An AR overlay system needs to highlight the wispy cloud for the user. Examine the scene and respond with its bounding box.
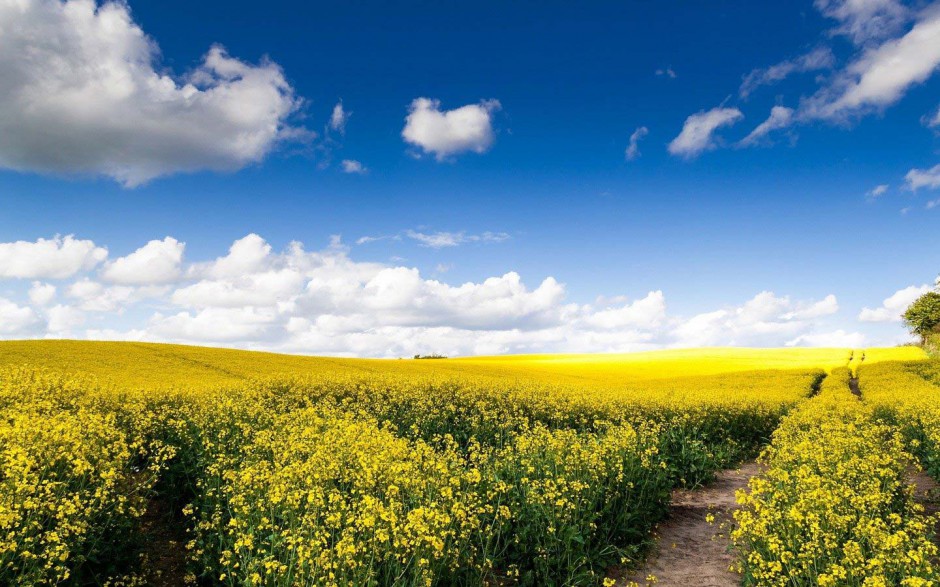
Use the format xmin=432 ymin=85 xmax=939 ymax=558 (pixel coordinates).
xmin=655 ymin=67 xmax=677 ymax=79
xmin=625 ymin=126 xmax=649 ymax=160
xmin=738 ymin=106 xmax=794 ymax=146
xmin=356 ymin=229 xmax=511 ymax=249
xmin=867 ymin=184 xmax=890 ymax=199
xmin=668 ymin=107 xmax=743 ymax=158
xmin=329 ymin=101 xmax=350 ymax=134
xmin=739 ymin=47 xmax=835 ymax=98
xmin=404 ymin=230 xmax=510 ymax=248
xmin=814 ymin=0 xmax=910 ymax=46
xmin=905 ymin=164 xmax=940 ymax=191
xmin=341 ymin=159 xmax=368 ymax=174
xmin=801 ymin=6 xmax=940 ymax=122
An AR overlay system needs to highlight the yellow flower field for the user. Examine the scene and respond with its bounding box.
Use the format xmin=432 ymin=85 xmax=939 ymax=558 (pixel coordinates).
xmin=0 ymin=341 xmax=936 ymax=585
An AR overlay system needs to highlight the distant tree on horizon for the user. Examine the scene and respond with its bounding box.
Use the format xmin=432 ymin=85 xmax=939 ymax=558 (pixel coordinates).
xmin=904 ymin=285 xmax=940 ymax=344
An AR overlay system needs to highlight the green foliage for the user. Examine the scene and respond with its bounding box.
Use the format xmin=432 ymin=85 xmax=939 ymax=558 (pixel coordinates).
xmin=925 ymin=333 xmax=940 ymax=358
xmin=903 ymin=291 xmax=940 ymax=342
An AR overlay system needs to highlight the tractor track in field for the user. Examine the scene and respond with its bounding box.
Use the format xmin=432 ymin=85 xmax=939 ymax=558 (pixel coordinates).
xmin=611 ymin=461 xmax=759 ymax=586
xmin=138 ymin=494 xmax=189 ymax=586
xmin=909 ymin=466 xmax=940 ymax=553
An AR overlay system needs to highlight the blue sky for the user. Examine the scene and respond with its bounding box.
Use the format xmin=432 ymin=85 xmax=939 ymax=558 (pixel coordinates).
xmin=0 ymin=0 xmax=938 ymax=356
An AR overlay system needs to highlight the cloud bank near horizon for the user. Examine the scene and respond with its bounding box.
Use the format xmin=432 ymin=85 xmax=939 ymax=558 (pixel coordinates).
xmin=0 ymin=233 xmax=918 ymax=357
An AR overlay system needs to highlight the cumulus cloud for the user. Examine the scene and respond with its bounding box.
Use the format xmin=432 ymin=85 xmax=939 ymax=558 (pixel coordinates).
xmin=583 ymin=291 xmax=667 ymax=330
xmin=625 ymin=126 xmax=649 ymax=161
xmin=28 ymin=282 xmax=56 ymax=306
xmin=0 ymin=233 xmax=867 ymax=355
xmin=101 ymin=237 xmax=185 ymax=285
xmin=858 ymin=284 xmax=934 ymax=322
xmin=341 ymin=159 xmax=367 ymax=174
xmin=402 ymin=98 xmax=501 ymax=159
xmin=739 ymin=106 xmax=795 ymax=146
xmin=673 ymin=291 xmax=841 ymax=347
xmin=0 ymin=236 xmax=107 ymax=279
xmin=905 ymin=164 xmax=940 ymax=191
xmin=668 ymin=107 xmax=743 ymax=158
xmin=787 ymin=329 xmax=867 ymax=347
xmin=814 ymin=0 xmax=910 ymax=46
xmin=740 ymin=47 xmax=835 ymax=98
xmin=45 ymin=304 xmax=85 ymax=333
xmin=0 ymin=298 xmax=40 ymax=335
xmin=66 ymin=278 xmax=165 ymax=312
xmin=801 ymin=6 xmax=940 ymax=121
xmin=0 ymin=0 xmax=305 ymax=186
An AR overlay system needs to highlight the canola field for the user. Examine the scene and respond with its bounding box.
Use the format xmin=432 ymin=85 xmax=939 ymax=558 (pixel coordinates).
xmin=0 ymin=340 xmax=937 ymax=586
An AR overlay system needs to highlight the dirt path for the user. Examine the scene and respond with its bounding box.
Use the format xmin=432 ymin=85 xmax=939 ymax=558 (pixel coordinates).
xmin=611 ymin=461 xmax=760 ymax=587
xmin=909 ymin=466 xmax=940 ymax=527
xmin=137 ymin=495 xmax=189 ymax=586
xmin=848 ymin=376 xmax=861 ymax=396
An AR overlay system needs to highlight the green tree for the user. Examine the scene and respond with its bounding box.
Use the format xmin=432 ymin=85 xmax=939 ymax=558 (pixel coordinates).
xmin=903 ymin=291 xmax=940 ymax=343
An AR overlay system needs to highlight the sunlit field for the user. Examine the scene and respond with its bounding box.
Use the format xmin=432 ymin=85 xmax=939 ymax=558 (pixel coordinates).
xmin=0 ymin=341 xmax=937 ymax=585
xmin=0 ymin=340 xmax=912 ymax=389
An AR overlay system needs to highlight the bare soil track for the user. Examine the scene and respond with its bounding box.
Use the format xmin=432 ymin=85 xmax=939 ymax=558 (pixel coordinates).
xmin=910 ymin=466 xmax=940 ymax=536
xmin=611 ymin=462 xmax=759 ymax=587
xmin=138 ymin=495 xmax=189 ymax=586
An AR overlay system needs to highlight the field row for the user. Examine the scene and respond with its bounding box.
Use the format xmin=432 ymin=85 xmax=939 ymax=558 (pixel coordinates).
xmin=733 ymin=364 xmax=940 ymax=586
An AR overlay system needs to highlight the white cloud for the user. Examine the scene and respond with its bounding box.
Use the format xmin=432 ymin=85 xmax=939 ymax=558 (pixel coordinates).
xmin=329 ymin=101 xmax=349 ymax=134
xmin=927 ymin=105 xmax=940 ymax=128
xmin=858 ymin=284 xmax=934 ymax=322
xmin=28 ymin=282 xmax=56 ymax=306
xmin=625 ymin=126 xmax=649 ymax=161
xmin=739 ymin=106 xmax=794 ymax=146
xmin=172 ymin=268 xmax=304 ymax=309
xmin=928 ymin=198 xmax=940 ymax=210
xmin=784 ymin=294 xmax=840 ymax=319
xmin=45 ymin=304 xmax=85 ymax=333
xmin=905 ymin=164 xmax=940 ymax=191
xmin=66 ymin=277 xmax=167 ymax=313
xmin=0 ymin=233 xmax=870 ymax=356
xmin=341 ymin=159 xmax=367 ymax=174
xmin=672 ymin=291 xmax=839 ymax=347
xmin=404 ymin=230 xmax=510 ymax=249
xmin=0 ymin=298 xmax=40 ymax=335
xmin=0 ymin=0 xmax=304 ymax=186
xmin=787 ymin=329 xmax=867 ymax=347
xmin=867 ymin=183 xmax=889 ymax=198
xmin=668 ymin=107 xmax=743 ymax=158
xmin=655 ymin=67 xmax=677 ymax=79
xmin=101 ymin=237 xmax=184 ymax=285
xmin=740 ymin=47 xmax=835 ymax=98
xmin=0 ymin=236 xmax=107 ymax=279
xmin=150 ymin=307 xmax=280 ymax=342
xmin=814 ymin=0 xmax=910 ymax=45
xmin=190 ymin=234 xmax=272 ymax=279
xmin=802 ymin=6 xmax=940 ymax=121
xmin=583 ymin=291 xmax=667 ymax=330
xmin=402 ymin=98 xmax=501 ymax=159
